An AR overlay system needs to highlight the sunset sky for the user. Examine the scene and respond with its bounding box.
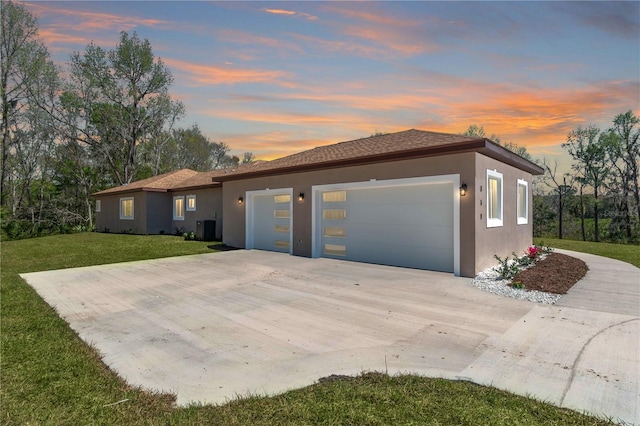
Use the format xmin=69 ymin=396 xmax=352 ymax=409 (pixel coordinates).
xmin=24 ymin=1 xmax=640 ymax=168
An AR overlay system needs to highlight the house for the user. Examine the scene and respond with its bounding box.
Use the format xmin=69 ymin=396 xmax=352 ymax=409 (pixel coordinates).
xmin=93 ymin=168 xmax=224 ymax=239
xmin=94 ymin=129 xmax=544 ymax=277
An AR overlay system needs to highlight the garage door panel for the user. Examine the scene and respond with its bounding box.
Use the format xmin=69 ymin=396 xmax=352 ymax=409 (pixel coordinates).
xmin=348 ymin=184 xmax=450 ymax=205
xmin=342 ymin=242 xmax=453 ymax=272
xmin=347 ymin=203 xmax=452 ymax=227
xmin=251 ymin=192 xmax=291 ymax=253
xmin=318 ymin=180 xmax=455 ymax=272
xmin=345 ymin=223 xmax=452 ymax=249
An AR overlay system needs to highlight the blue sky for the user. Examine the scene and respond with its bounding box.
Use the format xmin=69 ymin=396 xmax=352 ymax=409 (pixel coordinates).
xmin=24 ymin=1 xmax=640 ymax=166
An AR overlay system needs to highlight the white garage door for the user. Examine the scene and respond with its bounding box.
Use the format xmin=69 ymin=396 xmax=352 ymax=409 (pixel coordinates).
xmin=246 ymin=190 xmax=292 ymax=253
xmin=317 ymin=179 xmax=456 ymax=272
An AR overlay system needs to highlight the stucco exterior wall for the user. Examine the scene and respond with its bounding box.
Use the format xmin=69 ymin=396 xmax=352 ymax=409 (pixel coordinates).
xmin=222 ymin=153 xmax=478 ymax=277
xmin=474 ymin=153 xmax=534 ymax=273
xmin=170 ymin=188 xmax=223 ymax=240
xmin=94 ymin=192 xmax=150 ymax=234
xmin=146 ymin=192 xmax=172 ymax=234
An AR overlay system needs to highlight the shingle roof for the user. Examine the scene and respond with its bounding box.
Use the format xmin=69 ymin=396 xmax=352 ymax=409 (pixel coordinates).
xmin=91 ymin=161 xmax=269 ymax=195
xmin=93 ymin=128 xmax=543 ymax=196
xmin=213 ymin=129 xmax=489 ymax=180
xmin=93 ymin=169 xmax=199 ymax=195
xmin=217 ymin=129 xmax=544 ymax=180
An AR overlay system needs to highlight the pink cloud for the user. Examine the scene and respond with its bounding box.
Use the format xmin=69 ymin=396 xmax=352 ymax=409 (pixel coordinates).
xmin=264 ymin=8 xmax=296 ymax=16
xmin=25 ymin=3 xmax=170 ymax=32
xmin=216 ymin=29 xmax=303 ymax=54
xmin=164 ymin=58 xmax=292 ymax=86
xmin=263 ymin=8 xmax=318 ymax=21
xmin=322 ymin=4 xmax=421 ymax=27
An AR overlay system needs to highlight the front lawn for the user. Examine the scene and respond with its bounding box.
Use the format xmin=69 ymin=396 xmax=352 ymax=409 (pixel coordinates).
xmin=534 ymin=238 xmax=640 ymax=268
xmin=1 ymin=233 xmax=614 ymax=425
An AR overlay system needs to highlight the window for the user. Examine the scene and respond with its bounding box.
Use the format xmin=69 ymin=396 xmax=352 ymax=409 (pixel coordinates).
xmin=323 ymin=209 xmax=347 ymax=220
xmin=274 ymin=240 xmax=290 ymax=249
xmin=486 ymin=169 xmax=503 ymax=228
xmin=323 ymin=227 xmax=346 ymax=237
xmin=322 ymin=191 xmax=346 ymax=202
xmin=274 ymin=209 xmax=290 ymax=218
xmin=275 ymin=225 xmax=290 ymax=233
xmin=517 ymin=179 xmax=528 ymax=225
xmin=274 ymin=194 xmax=291 ymax=203
xmin=95 ymin=200 xmax=101 ymax=213
xmin=173 ymin=196 xmax=185 ymax=220
xmin=324 ymin=243 xmax=346 ymax=256
xmin=186 ymin=195 xmax=196 ymax=211
xmin=120 ymin=197 xmax=134 ymax=220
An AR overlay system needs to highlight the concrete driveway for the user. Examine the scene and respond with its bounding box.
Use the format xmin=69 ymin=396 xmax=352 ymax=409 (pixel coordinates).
xmin=22 ymin=250 xmax=639 ymax=424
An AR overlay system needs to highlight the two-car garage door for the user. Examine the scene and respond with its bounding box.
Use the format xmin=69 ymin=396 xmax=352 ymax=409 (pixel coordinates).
xmin=245 ymin=176 xmax=459 ymax=274
xmin=315 ymin=178 xmax=456 ymax=273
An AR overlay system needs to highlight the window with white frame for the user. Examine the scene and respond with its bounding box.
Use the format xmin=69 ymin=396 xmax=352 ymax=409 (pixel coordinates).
xmin=173 ymin=196 xmax=185 ymax=220
xmin=120 ymin=197 xmax=134 ymax=220
xmin=186 ymin=195 xmax=196 ymax=211
xmin=95 ymin=199 xmax=101 ymax=213
xmin=517 ymin=179 xmax=528 ymax=224
xmin=486 ymin=169 xmax=503 ymax=228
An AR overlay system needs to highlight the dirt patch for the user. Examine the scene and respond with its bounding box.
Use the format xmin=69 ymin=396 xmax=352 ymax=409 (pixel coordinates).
xmin=512 ymin=253 xmax=588 ymax=294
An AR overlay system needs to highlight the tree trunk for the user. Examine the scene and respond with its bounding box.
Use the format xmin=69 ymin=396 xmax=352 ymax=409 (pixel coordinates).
xmin=86 ymin=199 xmax=92 ymax=228
xmin=82 ymin=177 xmax=92 ymax=228
xmin=594 ymin=185 xmax=599 ymax=242
xmin=624 ymin=189 xmax=632 ymax=240
xmin=1 ymin=92 xmax=10 ymax=207
xmin=632 ymin=162 xmax=640 ymax=221
xmin=558 ymin=190 xmax=563 ymax=239
xmin=580 ymin=184 xmax=586 ymax=241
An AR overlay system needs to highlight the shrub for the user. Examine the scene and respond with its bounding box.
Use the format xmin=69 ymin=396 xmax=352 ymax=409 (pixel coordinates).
xmin=492 ymin=244 xmax=551 ymax=284
xmin=493 ymin=255 xmax=520 ymax=280
xmin=526 ymin=245 xmax=542 ymax=260
xmin=516 ymin=252 xmax=534 ymax=267
xmin=71 ymin=224 xmax=96 ymax=233
xmin=510 ymin=281 xmax=525 ymax=289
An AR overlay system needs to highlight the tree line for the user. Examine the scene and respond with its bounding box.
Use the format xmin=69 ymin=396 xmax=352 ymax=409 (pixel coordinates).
xmin=1 ymin=1 xmax=252 ymax=239
xmin=537 ymin=111 xmax=639 ymax=243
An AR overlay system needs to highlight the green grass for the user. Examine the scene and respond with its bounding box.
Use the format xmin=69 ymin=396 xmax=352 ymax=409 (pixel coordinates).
xmin=535 ymin=237 xmax=640 ymax=268
xmin=2 ymin=233 xmax=615 ymax=425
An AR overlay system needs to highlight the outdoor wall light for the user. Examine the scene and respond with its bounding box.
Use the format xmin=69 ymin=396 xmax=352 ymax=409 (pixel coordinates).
xmin=237 ymin=196 xmax=244 ymax=205
xmin=298 ymin=192 xmax=305 ymax=201
xmin=459 ymin=183 xmax=468 ymax=197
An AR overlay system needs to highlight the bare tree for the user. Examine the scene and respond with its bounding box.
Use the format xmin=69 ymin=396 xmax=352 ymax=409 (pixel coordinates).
xmin=611 ymin=111 xmax=640 ymax=220
xmin=0 ymin=0 xmax=53 ymax=207
xmin=58 ymin=31 xmax=183 ymax=185
xmin=543 ymin=159 xmax=576 ymax=240
xmin=563 ymin=125 xmax=612 ymax=242
xmin=241 ymin=152 xmax=255 ymax=164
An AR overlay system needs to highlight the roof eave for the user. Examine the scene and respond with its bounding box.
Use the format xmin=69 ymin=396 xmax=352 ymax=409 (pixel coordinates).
xmin=478 ymin=141 xmax=545 ymax=175
xmin=91 ymin=187 xmax=168 ymax=197
xmin=169 ymin=182 xmax=223 ymax=192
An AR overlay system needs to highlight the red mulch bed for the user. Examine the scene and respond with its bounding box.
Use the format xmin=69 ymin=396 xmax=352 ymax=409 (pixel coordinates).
xmin=512 ymin=253 xmax=588 ymax=294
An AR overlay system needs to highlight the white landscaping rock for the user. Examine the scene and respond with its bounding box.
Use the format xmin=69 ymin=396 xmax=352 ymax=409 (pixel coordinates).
xmin=470 ymin=254 xmax=562 ymax=305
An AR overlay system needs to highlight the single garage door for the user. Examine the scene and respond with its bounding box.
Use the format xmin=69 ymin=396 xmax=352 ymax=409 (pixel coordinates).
xmin=317 ymin=180 xmax=455 ymax=272
xmin=247 ymin=190 xmax=292 ymax=253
